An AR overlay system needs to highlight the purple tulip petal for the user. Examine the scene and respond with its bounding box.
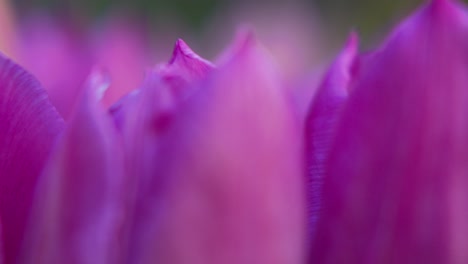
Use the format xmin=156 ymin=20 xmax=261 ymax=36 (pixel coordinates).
xmin=128 ymin=32 xmax=306 ymax=264
xmin=110 ymin=39 xmax=213 ymax=131
xmin=155 ymin=38 xmax=214 ymax=102
xmin=305 ymin=33 xmax=358 ymax=237
xmin=0 ymin=222 xmax=4 ymax=264
xmin=0 ymin=54 xmax=64 ymax=263
xmin=22 ymin=70 xmax=126 ymax=263
xmin=311 ymin=1 xmax=468 ymax=263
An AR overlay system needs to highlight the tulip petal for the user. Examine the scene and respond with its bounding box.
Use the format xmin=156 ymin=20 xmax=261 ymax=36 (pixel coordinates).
xmin=0 ymin=54 xmax=64 ymax=263
xmin=22 ymin=70 xmax=125 ymax=264
xmin=312 ymin=1 xmax=468 ymax=263
xmin=110 ymin=39 xmax=213 ymax=131
xmin=305 ymin=33 xmax=358 ymax=237
xmin=156 ymin=38 xmax=214 ymax=100
xmin=128 ymin=32 xmax=306 ymax=264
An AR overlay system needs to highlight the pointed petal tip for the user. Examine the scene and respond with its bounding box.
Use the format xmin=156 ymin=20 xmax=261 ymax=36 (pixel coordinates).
xmin=216 ymin=26 xmax=261 ymax=65
xmin=167 ymin=38 xmax=214 ymax=69
xmin=346 ymin=31 xmax=359 ymax=49
xmin=170 ymin=38 xmax=193 ymax=63
xmin=337 ymin=31 xmax=359 ymax=66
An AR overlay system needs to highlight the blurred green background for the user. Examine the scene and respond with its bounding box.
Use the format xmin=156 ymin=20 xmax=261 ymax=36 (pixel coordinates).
xmin=7 ymin=0 xmax=448 ymax=71
xmin=11 ymin=0 xmax=428 ymax=41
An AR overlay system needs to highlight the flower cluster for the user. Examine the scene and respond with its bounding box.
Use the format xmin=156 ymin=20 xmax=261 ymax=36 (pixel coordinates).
xmin=0 ymin=0 xmax=467 ymax=263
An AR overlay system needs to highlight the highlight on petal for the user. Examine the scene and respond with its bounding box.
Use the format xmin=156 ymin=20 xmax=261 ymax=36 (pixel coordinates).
xmin=205 ymin=2 xmax=328 ymax=81
xmin=21 ymin=70 xmax=126 ymax=264
xmin=311 ymin=1 xmax=468 ymax=263
xmin=305 ymin=32 xmax=358 ymax=238
xmin=0 ymin=54 xmax=64 ymax=264
xmin=127 ymin=33 xmax=306 ymax=264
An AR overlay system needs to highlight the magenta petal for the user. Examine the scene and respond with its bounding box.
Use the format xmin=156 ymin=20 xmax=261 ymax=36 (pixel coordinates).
xmin=110 ymin=39 xmax=213 ymax=131
xmin=0 ymin=54 xmax=64 ymax=263
xmin=17 ymin=16 xmax=92 ymax=120
xmin=157 ymin=38 xmax=214 ymax=98
xmin=305 ymin=33 xmax=358 ymax=236
xmin=312 ymin=1 xmax=468 ymax=263
xmin=128 ymin=33 xmax=306 ymax=264
xmin=0 ymin=222 xmax=3 ymax=264
xmin=21 ymin=71 xmax=125 ymax=263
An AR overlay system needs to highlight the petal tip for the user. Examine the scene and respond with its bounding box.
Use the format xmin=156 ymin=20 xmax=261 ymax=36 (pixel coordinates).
xmin=216 ymin=26 xmax=261 ymax=65
xmin=233 ymin=26 xmax=258 ymax=53
xmin=345 ymin=31 xmax=359 ymax=53
xmin=170 ymin=38 xmax=193 ymax=63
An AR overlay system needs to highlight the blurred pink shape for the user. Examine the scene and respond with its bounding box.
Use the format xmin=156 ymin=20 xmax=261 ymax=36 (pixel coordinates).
xmin=0 ymin=53 xmax=64 ymax=264
xmin=126 ymin=33 xmax=306 ymax=264
xmin=16 ymin=15 xmax=92 ymax=120
xmin=309 ymin=0 xmax=468 ymax=263
xmin=0 ymin=0 xmax=16 ymax=57
xmin=22 ymin=70 xmax=126 ymax=264
xmin=16 ymin=15 xmax=152 ymax=120
xmin=91 ymin=18 xmax=152 ymax=108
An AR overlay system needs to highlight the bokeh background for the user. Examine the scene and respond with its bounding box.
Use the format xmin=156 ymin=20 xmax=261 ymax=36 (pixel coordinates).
xmin=9 ymin=0 xmax=427 ymax=55
xmin=0 ymin=0 xmax=440 ymax=111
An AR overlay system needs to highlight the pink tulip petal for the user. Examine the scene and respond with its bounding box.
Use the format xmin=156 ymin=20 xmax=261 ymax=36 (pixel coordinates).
xmin=22 ymin=70 xmax=126 ymax=263
xmin=128 ymin=32 xmax=306 ymax=264
xmin=312 ymin=1 xmax=468 ymax=263
xmin=0 ymin=54 xmax=64 ymax=263
xmin=305 ymin=33 xmax=358 ymax=237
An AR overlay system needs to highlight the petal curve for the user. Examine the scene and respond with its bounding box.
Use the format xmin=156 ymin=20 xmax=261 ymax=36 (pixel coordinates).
xmin=21 ymin=70 xmax=125 ymax=264
xmin=0 ymin=54 xmax=64 ymax=263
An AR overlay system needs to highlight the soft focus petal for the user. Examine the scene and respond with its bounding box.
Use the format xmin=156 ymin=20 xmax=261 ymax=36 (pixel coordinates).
xmin=305 ymin=33 xmax=358 ymax=237
xmin=22 ymin=71 xmax=125 ymax=264
xmin=110 ymin=39 xmax=213 ymax=131
xmin=128 ymin=33 xmax=306 ymax=264
xmin=17 ymin=16 xmax=92 ymax=120
xmin=0 ymin=54 xmax=64 ymax=263
xmin=311 ymin=1 xmax=468 ymax=263
xmin=157 ymin=38 xmax=214 ymax=98
xmin=0 ymin=222 xmax=3 ymax=264
xmin=205 ymin=1 xmax=328 ymax=81
xmin=92 ymin=18 xmax=151 ymax=107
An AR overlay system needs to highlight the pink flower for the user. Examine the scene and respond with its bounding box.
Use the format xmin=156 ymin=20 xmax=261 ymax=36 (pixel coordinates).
xmin=307 ymin=0 xmax=468 ymax=263
xmin=0 ymin=22 xmax=305 ymax=262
